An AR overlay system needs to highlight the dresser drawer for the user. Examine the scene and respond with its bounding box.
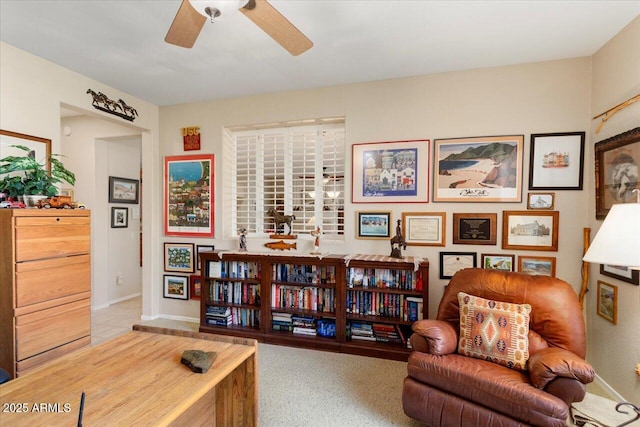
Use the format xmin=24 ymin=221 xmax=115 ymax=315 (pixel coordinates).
xmin=16 ymin=336 xmax=91 ymax=377
xmin=15 ymin=298 xmax=91 ymax=361
xmin=15 ymin=254 xmax=91 ymax=308
xmin=15 ymin=216 xmax=90 ymax=261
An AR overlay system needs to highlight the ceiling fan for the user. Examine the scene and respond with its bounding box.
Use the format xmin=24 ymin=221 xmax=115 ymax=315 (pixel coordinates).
xmin=165 ymin=0 xmax=313 ymax=56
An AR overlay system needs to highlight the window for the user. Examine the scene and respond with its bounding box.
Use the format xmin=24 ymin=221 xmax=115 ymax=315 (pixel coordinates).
xmin=226 ymin=120 xmax=345 ymax=239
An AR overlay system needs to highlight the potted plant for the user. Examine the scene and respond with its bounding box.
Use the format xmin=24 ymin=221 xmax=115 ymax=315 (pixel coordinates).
xmin=0 ymin=144 xmax=75 ymax=206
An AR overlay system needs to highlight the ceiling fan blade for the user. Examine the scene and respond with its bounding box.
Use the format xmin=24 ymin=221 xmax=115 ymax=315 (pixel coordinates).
xmin=165 ymin=0 xmax=207 ymax=48
xmin=240 ymin=0 xmax=313 ymax=56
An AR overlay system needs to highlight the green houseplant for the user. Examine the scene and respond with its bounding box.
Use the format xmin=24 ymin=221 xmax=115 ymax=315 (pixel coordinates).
xmin=0 ymin=144 xmax=75 ymax=200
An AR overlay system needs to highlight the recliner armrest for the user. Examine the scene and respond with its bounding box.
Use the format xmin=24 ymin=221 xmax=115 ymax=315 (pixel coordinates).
xmin=528 ymin=347 xmax=595 ymax=389
xmin=410 ymin=320 xmax=458 ymax=355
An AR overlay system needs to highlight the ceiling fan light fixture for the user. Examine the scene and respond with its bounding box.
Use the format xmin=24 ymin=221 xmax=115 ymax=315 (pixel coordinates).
xmin=191 ymin=0 xmax=248 ymax=21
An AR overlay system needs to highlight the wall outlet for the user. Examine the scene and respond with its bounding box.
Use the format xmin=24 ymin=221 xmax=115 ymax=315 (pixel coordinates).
xmin=117 ymin=273 xmax=124 ymax=285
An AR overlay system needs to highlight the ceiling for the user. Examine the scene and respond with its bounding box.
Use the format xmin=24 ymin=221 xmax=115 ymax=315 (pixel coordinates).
xmin=1 ymin=1 xmax=639 ymax=107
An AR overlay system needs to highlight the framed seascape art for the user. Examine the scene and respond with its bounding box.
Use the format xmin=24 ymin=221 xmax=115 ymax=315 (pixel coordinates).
xmin=108 ymin=176 xmax=139 ymax=204
xmin=529 ymin=132 xmax=585 ymax=190
xmin=596 ymin=281 xmax=617 ymax=324
xmin=527 ymin=192 xmax=555 ymax=210
xmin=518 ymin=255 xmax=556 ymax=277
xmin=594 ymin=127 xmax=640 ymax=219
xmin=600 ymin=264 xmax=639 ymax=286
xmin=502 ymin=210 xmax=559 ymax=251
xmin=401 ymin=212 xmax=446 ymax=246
xmin=356 ymin=211 xmax=391 ymax=239
xmin=163 ymin=275 xmax=189 ymax=300
xmin=433 ymin=135 xmax=523 ymax=202
xmin=352 ymin=140 xmax=430 ymax=203
xmin=481 ymin=253 xmax=514 ymax=272
xmin=110 ymin=207 xmax=128 ymax=228
xmin=439 ymin=252 xmax=477 ymax=279
xmin=164 ymin=154 xmax=214 ymax=237
xmin=164 ymin=242 xmax=195 ymax=273
xmin=452 ymin=213 xmax=497 ymax=245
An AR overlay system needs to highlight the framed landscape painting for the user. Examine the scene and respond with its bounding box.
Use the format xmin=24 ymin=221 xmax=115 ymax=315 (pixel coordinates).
xmin=481 ymin=253 xmax=514 ymax=271
xmin=518 ymin=255 xmax=556 ymax=277
xmin=600 ymin=264 xmax=639 ymax=285
xmin=163 ymin=275 xmax=189 ymax=300
xmin=164 ymin=154 xmax=214 ymax=237
xmin=356 ymin=211 xmax=391 ymax=239
xmin=433 ymin=135 xmax=523 ymax=202
xmin=597 ymin=281 xmax=617 ymax=324
xmin=352 ymin=140 xmax=430 ymax=203
xmin=502 ymin=211 xmax=559 ymax=251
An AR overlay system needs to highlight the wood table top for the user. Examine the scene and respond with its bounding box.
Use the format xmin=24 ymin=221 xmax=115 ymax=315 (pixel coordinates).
xmin=0 ymin=330 xmax=256 ymax=426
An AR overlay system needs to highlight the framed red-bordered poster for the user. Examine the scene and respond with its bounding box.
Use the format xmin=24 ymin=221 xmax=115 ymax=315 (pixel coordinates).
xmin=164 ymin=154 xmax=214 ymax=237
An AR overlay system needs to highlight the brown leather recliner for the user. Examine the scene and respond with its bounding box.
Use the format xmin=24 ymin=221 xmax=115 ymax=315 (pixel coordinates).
xmin=402 ymin=268 xmax=595 ymax=427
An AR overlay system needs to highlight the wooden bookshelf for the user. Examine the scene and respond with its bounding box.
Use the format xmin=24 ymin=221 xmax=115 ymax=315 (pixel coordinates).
xmin=200 ymin=251 xmax=429 ymax=361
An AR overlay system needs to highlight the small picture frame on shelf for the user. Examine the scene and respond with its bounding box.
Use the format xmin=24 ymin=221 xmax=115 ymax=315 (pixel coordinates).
xmin=481 ymin=253 xmax=515 ymax=272
xmin=518 ymin=255 xmax=556 ymax=277
xmin=164 ymin=242 xmax=195 ymax=273
xmin=356 ymin=211 xmax=391 ymax=239
xmin=189 ymin=274 xmax=202 ymax=300
xmin=596 ymin=280 xmax=617 ymax=324
xmin=527 ymin=192 xmax=555 ymax=210
xmin=439 ymin=252 xmax=477 ymax=279
xmin=452 ymin=213 xmax=497 ymax=245
xmin=111 ymin=207 xmax=128 ymax=228
xmin=163 ymin=275 xmax=189 ymax=300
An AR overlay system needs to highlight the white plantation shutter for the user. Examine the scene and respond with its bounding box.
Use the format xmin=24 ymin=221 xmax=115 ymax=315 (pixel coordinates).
xmin=230 ymin=122 xmax=344 ymax=238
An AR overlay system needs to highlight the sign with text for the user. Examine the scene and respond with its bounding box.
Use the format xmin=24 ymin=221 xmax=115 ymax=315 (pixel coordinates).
xmin=182 ymin=126 xmax=201 ymax=151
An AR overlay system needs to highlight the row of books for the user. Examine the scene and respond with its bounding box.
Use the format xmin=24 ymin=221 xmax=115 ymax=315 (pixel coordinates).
xmin=205 ymin=305 xmax=260 ymax=327
xmin=209 ymin=282 xmax=260 ymax=306
xmin=272 ymin=263 xmax=336 ymax=284
xmin=346 ymin=291 xmax=423 ymax=321
xmin=348 ymin=321 xmax=407 ymax=344
xmin=271 ymin=312 xmax=317 ymax=336
xmin=271 ymin=285 xmax=335 ymax=313
xmin=347 ymin=268 xmax=423 ymax=291
xmin=208 ymin=261 xmax=261 ymax=279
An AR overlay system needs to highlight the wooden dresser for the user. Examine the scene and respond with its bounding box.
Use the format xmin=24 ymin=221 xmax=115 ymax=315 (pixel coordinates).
xmin=0 ymin=209 xmax=91 ymax=379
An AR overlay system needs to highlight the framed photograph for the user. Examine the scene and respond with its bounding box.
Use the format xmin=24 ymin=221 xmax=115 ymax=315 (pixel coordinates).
xmin=527 ymin=192 xmax=555 ymax=210
xmin=164 ymin=242 xmax=195 ymax=273
xmin=164 ymin=154 xmax=214 ymax=237
xmin=433 ymin=135 xmax=523 ymax=202
xmin=401 ymin=212 xmax=446 ymax=246
xmin=597 ymin=281 xmax=617 ymax=324
xmin=189 ymin=274 xmax=202 ymax=300
xmin=481 ymin=253 xmax=515 ymax=271
xmin=356 ymin=211 xmax=391 ymax=239
xmin=600 ymin=264 xmax=639 ymax=285
xmin=439 ymin=252 xmax=477 ymax=279
xmin=108 ymin=176 xmax=139 ymax=204
xmin=163 ymin=275 xmax=189 ymax=300
xmin=529 ymin=132 xmax=585 ymax=190
xmin=196 ymin=245 xmax=215 ymax=271
xmin=452 ymin=213 xmax=497 ymax=245
xmin=502 ymin=210 xmax=559 ymax=251
xmin=110 ymin=207 xmax=128 ymax=228
xmin=594 ymin=127 xmax=640 ymax=219
xmin=518 ymin=255 xmax=556 ymax=277
xmin=351 ymin=139 xmax=430 ymax=203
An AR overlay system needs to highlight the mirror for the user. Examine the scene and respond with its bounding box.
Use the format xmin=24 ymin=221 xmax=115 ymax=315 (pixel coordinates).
xmin=0 ymin=129 xmax=52 ymax=172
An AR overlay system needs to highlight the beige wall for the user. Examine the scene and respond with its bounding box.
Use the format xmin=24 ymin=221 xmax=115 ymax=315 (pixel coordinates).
xmin=588 ymin=16 xmax=640 ymax=403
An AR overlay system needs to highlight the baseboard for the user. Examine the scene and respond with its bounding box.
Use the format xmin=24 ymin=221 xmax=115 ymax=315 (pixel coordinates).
xmin=140 ymin=314 xmax=159 ymax=321
xmin=109 ymin=293 xmax=141 ymax=305
xmin=157 ymin=314 xmax=200 ymax=324
xmin=593 ymin=373 xmax=626 ymax=401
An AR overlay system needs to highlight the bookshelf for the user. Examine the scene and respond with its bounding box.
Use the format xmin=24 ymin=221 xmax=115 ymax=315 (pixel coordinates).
xmin=200 ymin=251 xmax=429 ymax=360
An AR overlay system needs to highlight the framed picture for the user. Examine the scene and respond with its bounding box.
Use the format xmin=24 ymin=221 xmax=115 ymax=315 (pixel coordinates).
xmin=164 ymin=154 xmax=214 ymax=237
xmin=0 ymin=129 xmax=51 ymax=172
xmin=108 ymin=176 xmax=139 ymax=204
xmin=351 ymin=139 xmax=430 ymax=203
xmin=596 ymin=280 xmax=617 ymax=324
xmin=164 ymin=242 xmax=195 ymax=273
xmin=356 ymin=211 xmax=391 ymax=239
xmin=527 ymin=192 xmax=555 ymax=210
xmin=439 ymin=252 xmax=477 ymax=279
xmin=196 ymin=245 xmax=215 ymax=271
xmin=452 ymin=213 xmax=497 ymax=245
xmin=529 ymin=132 xmax=585 ymax=190
xmin=163 ymin=275 xmax=189 ymax=300
xmin=594 ymin=127 xmax=640 ymax=219
xmin=481 ymin=253 xmax=515 ymax=271
xmin=502 ymin=210 xmax=559 ymax=251
xmin=60 ymin=188 xmax=74 ymax=199
xmin=189 ymin=274 xmax=202 ymax=300
xmin=433 ymin=135 xmax=523 ymax=202
xmin=401 ymin=212 xmax=446 ymax=246
xmin=518 ymin=255 xmax=556 ymax=277
xmin=110 ymin=207 xmax=128 ymax=228
xmin=600 ymin=264 xmax=639 ymax=286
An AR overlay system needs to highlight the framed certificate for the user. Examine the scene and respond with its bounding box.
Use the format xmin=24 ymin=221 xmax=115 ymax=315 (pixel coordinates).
xmin=402 ymin=212 xmax=446 ymax=246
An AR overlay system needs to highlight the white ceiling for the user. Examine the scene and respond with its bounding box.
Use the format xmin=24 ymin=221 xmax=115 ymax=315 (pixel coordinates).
xmin=1 ymin=1 xmax=639 ymax=107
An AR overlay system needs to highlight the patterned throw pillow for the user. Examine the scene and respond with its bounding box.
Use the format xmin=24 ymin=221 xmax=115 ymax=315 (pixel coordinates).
xmin=457 ymin=292 xmax=531 ymax=370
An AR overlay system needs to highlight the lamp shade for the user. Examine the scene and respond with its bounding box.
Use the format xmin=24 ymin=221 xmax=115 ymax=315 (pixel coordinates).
xmin=582 ymin=202 xmax=640 ymax=269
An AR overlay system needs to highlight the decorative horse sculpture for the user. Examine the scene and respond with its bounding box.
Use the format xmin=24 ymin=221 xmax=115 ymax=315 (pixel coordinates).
xmin=87 ymin=89 xmax=107 ymax=106
xmin=267 ymin=208 xmax=296 ymax=235
xmin=118 ymin=99 xmax=139 ymax=117
xmin=98 ymin=92 xmax=122 ymax=112
xmin=390 ymin=219 xmax=407 ymax=258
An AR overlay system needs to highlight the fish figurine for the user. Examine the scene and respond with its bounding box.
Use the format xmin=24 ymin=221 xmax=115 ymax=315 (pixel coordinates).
xmin=265 ymin=240 xmax=297 ymax=251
